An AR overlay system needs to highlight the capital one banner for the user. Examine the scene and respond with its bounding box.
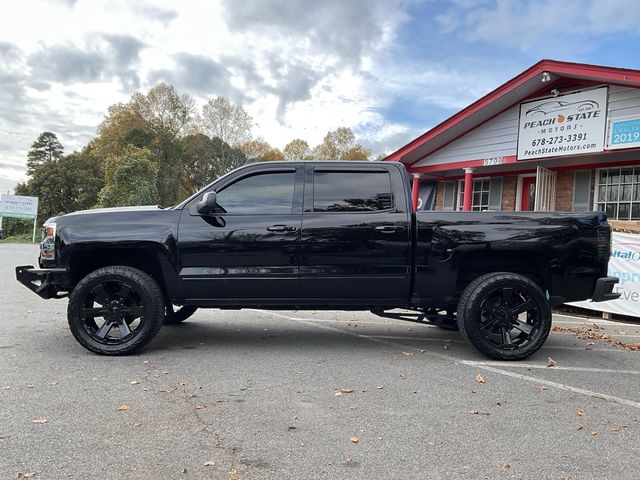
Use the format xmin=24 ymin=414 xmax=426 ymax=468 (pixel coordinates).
xmin=570 ymin=232 xmax=640 ymax=316
xmin=517 ymin=87 xmax=608 ymax=160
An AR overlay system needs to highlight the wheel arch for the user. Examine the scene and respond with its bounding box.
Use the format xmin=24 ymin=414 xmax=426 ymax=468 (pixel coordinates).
xmin=66 ymin=244 xmax=178 ymax=301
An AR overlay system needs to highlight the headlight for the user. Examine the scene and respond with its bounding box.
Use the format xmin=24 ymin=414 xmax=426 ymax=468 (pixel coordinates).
xmin=40 ymin=222 xmax=57 ymax=261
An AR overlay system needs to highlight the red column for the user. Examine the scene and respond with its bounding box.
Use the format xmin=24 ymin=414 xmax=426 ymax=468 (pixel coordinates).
xmin=462 ymin=168 xmax=474 ymax=212
xmin=411 ymin=175 xmax=420 ymax=213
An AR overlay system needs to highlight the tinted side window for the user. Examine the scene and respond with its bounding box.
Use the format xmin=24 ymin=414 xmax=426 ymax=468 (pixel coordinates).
xmin=313 ymin=171 xmax=393 ymax=212
xmin=216 ymin=171 xmax=296 ymax=214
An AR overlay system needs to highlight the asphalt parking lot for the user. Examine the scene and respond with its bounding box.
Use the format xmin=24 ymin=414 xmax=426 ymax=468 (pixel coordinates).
xmin=1 ymin=243 xmax=639 ymax=479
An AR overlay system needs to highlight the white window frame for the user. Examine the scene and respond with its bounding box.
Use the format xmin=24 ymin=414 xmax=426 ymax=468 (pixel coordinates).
xmin=455 ymin=177 xmax=491 ymax=211
xmin=593 ymin=166 xmax=640 ymax=220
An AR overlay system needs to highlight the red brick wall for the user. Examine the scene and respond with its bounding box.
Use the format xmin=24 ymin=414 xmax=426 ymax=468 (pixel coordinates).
xmin=434 ymin=181 xmax=444 ymax=211
xmin=555 ymin=170 xmax=574 ymax=211
xmin=501 ymin=176 xmax=517 ymax=211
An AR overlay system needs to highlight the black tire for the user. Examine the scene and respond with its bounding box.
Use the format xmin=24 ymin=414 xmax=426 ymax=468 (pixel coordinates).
xmin=457 ymin=272 xmax=551 ymax=360
xmin=164 ymin=305 xmax=198 ymax=325
xmin=67 ymin=266 xmax=165 ymax=355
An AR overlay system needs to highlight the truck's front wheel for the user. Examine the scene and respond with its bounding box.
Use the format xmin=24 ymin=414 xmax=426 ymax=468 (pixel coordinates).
xmin=457 ymin=272 xmax=551 ymax=360
xmin=67 ymin=266 xmax=165 ymax=355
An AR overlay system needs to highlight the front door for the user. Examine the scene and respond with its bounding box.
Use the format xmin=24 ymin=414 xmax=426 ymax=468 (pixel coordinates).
xmin=177 ymin=166 xmax=304 ymax=302
xmin=521 ymin=176 xmax=536 ymax=211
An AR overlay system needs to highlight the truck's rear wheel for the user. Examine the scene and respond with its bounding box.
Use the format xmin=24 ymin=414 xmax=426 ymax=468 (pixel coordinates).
xmin=164 ymin=305 xmax=198 ymax=325
xmin=457 ymin=272 xmax=551 ymax=360
xmin=67 ymin=266 xmax=164 ymax=355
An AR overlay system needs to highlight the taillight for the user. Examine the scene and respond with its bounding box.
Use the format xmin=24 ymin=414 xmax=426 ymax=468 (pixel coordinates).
xmin=596 ymin=225 xmax=611 ymax=261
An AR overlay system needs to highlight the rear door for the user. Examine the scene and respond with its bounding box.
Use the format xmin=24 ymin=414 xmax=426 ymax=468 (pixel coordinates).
xmin=299 ymin=164 xmax=411 ymax=304
xmin=177 ymin=164 xmax=303 ymax=303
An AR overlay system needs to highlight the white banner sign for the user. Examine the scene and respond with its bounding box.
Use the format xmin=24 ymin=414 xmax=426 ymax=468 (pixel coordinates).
xmin=570 ymin=232 xmax=640 ymax=316
xmin=517 ymin=87 xmax=608 ymax=161
xmin=0 ymin=194 xmax=39 ymax=219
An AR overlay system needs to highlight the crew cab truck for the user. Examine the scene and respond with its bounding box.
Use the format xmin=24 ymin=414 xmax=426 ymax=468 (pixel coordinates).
xmin=16 ymin=161 xmax=620 ymax=360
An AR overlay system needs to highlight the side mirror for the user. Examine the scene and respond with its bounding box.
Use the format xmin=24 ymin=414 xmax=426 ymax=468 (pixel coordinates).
xmin=196 ymin=192 xmax=218 ymax=215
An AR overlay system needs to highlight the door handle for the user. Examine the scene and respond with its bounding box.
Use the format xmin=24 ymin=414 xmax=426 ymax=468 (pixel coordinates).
xmin=267 ymin=225 xmax=298 ymax=233
xmin=375 ymin=225 xmax=399 ymax=233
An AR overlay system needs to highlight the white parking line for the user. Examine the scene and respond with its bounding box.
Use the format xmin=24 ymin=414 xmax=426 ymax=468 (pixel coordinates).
xmin=462 ymin=363 xmax=640 ymax=410
xmin=462 ymin=361 xmax=640 ymax=375
xmin=251 ymin=309 xmax=640 ymax=410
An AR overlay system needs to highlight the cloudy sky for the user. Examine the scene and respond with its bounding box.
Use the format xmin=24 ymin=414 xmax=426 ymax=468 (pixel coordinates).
xmin=1 ymin=0 xmax=640 ymax=193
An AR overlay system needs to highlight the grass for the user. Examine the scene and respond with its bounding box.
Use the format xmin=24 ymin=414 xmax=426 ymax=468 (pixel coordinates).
xmin=0 ymin=233 xmax=37 ymax=244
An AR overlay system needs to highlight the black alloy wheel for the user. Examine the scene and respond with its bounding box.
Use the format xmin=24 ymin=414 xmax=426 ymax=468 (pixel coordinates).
xmin=457 ymin=272 xmax=551 ymax=360
xmin=68 ymin=266 xmax=164 ymax=355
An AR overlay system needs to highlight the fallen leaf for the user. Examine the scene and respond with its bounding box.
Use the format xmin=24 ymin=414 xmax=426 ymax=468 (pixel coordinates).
xmin=376 ymin=384 xmax=384 ymax=390
xmin=350 ymin=435 xmax=359 ymax=443
xmin=443 ymin=343 xmax=450 ymax=350
xmin=576 ymin=426 xmax=583 ymax=431
xmin=402 ymin=351 xmax=414 ymax=356
xmin=228 ymin=468 xmax=241 ymax=480
xmin=534 ymin=384 xmax=548 ymax=391
xmin=400 ymin=373 xmax=407 ymax=379
xmin=178 ymin=381 xmax=187 ymax=386
xmin=117 ymin=405 xmax=131 ymax=412
xmin=130 ymin=381 xmax=140 ymax=385
xmin=611 ymin=427 xmax=620 ymax=432
xmin=547 ymin=357 xmax=557 ymax=367
xmin=299 ymin=441 xmax=305 ymax=448
xmin=468 ymin=410 xmax=479 ymax=415
xmin=591 ymin=430 xmax=598 ymax=437
xmin=577 ymin=409 xmax=586 ymax=417
xmin=204 ymin=461 xmax=216 ymax=466
xmin=338 ymin=388 xmax=354 ymax=394
xmin=348 ymin=405 xmax=358 ymax=411
xmin=143 ymin=360 xmax=150 ymax=364
xmin=503 ymin=463 xmax=510 ymax=470
xmin=26 ymin=385 xmax=34 ymax=389
xmin=50 ymin=381 xmax=59 ymax=385
xmin=287 ymin=426 xmax=297 ymax=431
xmin=297 ymin=389 xmax=304 ymax=394
xmin=194 ymin=403 xmax=207 ymax=410
xmin=31 ymin=419 xmax=48 ymax=424
xmin=475 ymin=373 xmax=486 ymax=384
xmin=16 ymin=473 xmax=36 ymax=478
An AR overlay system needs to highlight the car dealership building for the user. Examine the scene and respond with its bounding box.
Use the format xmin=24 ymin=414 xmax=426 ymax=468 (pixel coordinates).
xmin=386 ymin=60 xmax=640 ymax=221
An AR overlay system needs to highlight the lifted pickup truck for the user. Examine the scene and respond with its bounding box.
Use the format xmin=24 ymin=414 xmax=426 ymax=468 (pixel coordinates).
xmin=16 ymin=161 xmax=619 ymax=359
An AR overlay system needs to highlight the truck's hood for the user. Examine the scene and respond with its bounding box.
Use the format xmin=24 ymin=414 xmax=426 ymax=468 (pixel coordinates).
xmin=46 ymin=205 xmax=165 ymax=223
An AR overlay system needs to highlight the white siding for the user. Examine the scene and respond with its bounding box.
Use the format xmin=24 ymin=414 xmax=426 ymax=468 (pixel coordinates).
xmin=608 ymin=85 xmax=640 ymax=119
xmin=413 ymin=84 xmax=640 ymax=169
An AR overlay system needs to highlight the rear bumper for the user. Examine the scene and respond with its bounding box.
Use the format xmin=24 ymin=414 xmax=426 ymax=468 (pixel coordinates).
xmin=591 ymin=276 xmax=621 ymax=302
xmin=15 ymin=265 xmax=68 ymax=299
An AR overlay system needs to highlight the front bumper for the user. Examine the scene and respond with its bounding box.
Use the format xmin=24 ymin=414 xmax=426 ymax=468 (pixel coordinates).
xmin=15 ymin=265 xmax=68 ymax=299
xmin=591 ymin=276 xmax=621 ymax=302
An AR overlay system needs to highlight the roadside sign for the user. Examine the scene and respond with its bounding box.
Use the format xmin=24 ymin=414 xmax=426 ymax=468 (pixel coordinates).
xmin=0 ymin=194 xmax=38 ymax=219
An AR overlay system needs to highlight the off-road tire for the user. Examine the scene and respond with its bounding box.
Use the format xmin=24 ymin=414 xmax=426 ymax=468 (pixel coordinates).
xmin=457 ymin=272 xmax=551 ymax=360
xmin=68 ymin=266 xmax=164 ymax=355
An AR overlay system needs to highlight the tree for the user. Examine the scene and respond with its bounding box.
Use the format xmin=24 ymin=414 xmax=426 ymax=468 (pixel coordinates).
xmin=201 ymin=96 xmax=253 ymax=147
xmin=239 ymin=138 xmax=284 ymax=162
xmin=130 ymin=83 xmax=195 ymax=138
xmin=313 ymin=127 xmax=370 ymax=161
xmin=283 ymin=139 xmax=312 ymax=161
xmin=97 ymin=146 xmax=159 ymax=207
xmin=179 ymin=133 xmax=246 ymax=196
xmin=27 ymin=132 xmax=64 ymax=175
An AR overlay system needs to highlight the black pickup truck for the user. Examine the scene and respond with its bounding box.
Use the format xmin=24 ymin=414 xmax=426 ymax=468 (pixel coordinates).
xmin=16 ymin=161 xmax=619 ymax=359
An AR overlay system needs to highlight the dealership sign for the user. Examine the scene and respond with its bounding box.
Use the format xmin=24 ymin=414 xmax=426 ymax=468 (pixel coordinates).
xmin=517 ymin=87 xmax=608 ymax=161
xmin=607 ymin=116 xmax=640 ymax=150
xmin=570 ymin=232 xmax=640 ymax=316
xmin=0 ymin=194 xmax=39 ymax=219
